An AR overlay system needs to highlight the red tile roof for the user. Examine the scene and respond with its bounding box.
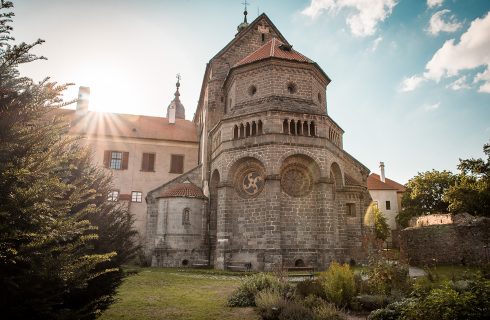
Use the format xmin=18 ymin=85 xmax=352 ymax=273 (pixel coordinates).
xmin=56 ymin=109 xmax=197 ymax=143
xmin=367 ymin=173 xmax=406 ymax=192
xmin=157 ymin=181 xmax=206 ymax=199
xmin=234 ymin=37 xmax=312 ymax=68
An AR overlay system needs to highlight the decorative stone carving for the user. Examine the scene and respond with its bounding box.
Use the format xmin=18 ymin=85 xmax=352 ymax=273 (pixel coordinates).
xmin=281 ymin=165 xmax=312 ymax=197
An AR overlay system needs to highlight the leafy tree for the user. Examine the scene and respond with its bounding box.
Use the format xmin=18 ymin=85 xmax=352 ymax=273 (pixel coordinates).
xmin=445 ymin=143 xmax=490 ymax=216
xmin=397 ymin=170 xmax=457 ymax=227
xmin=0 ymin=2 xmax=138 ymax=319
xmin=374 ymin=207 xmax=390 ymax=241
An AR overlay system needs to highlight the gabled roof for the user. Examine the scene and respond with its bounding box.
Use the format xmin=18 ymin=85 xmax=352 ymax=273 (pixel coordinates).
xmin=156 ymin=180 xmax=206 ymax=199
xmin=368 ymin=173 xmax=406 ymax=192
xmin=58 ymin=109 xmax=198 ymax=143
xmin=234 ymin=37 xmax=312 ymax=68
xmin=211 ymin=13 xmax=289 ymax=61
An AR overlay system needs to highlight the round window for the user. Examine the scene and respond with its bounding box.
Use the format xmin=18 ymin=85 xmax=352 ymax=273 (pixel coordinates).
xmin=281 ymin=166 xmax=312 ymax=197
xmin=248 ymin=85 xmax=257 ymax=96
xmin=242 ymin=170 xmax=265 ymax=196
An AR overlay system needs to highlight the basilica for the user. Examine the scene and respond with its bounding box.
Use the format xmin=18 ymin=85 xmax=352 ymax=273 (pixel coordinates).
xmin=144 ymin=11 xmax=372 ymax=271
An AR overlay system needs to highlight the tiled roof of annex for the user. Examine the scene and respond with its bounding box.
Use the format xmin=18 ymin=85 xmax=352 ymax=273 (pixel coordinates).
xmin=367 ymin=173 xmax=406 ymax=192
xmin=156 ymin=181 xmax=206 ymax=199
xmin=234 ymin=37 xmax=313 ymax=68
xmin=57 ymin=109 xmax=197 ymax=143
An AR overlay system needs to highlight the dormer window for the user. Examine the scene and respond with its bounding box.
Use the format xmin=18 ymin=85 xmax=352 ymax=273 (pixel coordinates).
xmin=279 ymin=43 xmax=293 ymax=51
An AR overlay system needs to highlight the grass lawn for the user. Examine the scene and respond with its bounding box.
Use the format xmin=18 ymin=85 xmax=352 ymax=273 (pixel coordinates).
xmin=99 ymin=267 xmax=259 ymax=320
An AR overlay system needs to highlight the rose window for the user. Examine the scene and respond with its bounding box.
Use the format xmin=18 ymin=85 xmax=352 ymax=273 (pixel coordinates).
xmin=281 ymin=167 xmax=312 ymax=197
xmin=242 ymin=171 xmax=264 ymax=196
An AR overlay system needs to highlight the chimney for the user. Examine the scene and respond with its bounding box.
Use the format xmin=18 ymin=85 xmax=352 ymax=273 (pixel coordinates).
xmin=76 ymin=86 xmax=90 ymax=114
xmin=380 ymin=162 xmax=386 ymax=182
xmin=168 ymin=105 xmax=176 ymax=124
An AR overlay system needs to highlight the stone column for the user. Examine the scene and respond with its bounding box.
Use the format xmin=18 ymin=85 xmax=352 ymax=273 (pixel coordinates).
xmin=214 ymin=180 xmax=233 ymax=270
xmin=264 ymin=174 xmax=282 ymax=271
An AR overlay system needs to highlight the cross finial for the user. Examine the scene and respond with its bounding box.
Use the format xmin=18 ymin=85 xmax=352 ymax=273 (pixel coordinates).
xmin=242 ymin=0 xmax=249 ymax=23
xmin=176 ymin=73 xmax=181 ymax=88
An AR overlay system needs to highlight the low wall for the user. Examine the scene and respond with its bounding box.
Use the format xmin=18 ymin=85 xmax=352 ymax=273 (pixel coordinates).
xmin=400 ymin=218 xmax=490 ymax=266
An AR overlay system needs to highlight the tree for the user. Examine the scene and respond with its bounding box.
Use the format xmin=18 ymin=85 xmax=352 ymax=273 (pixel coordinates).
xmin=0 ymin=2 xmax=138 ymax=319
xmin=445 ymin=142 xmax=490 ymax=216
xmin=374 ymin=207 xmax=390 ymax=241
xmin=396 ymin=170 xmax=457 ymax=227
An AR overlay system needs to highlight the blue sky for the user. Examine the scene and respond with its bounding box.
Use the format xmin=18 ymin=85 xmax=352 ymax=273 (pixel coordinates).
xmin=13 ymin=0 xmax=490 ymax=184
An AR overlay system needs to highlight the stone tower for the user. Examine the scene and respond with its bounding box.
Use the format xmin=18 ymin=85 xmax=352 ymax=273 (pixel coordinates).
xmin=146 ymin=13 xmax=372 ymax=270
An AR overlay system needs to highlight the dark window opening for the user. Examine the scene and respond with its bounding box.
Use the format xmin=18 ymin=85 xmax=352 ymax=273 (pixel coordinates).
xmin=386 ymin=201 xmax=391 ymax=210
xmin=233 ymin=125 xmax=238 ymax=139
xmin=258 ymin=120 xmax=263 ymax=135
xmin=182 ymin=208 xmax=190 ymax=225
xmin=251 ymin=122 xmax=257 ymax=136
xmin=240 ymin=124 xmax=244 ymax=138
xmin=248 ymin=85 xmax=257 ymax=96
xmin=309 ymin=122 xmax=315 ymax=136
xmin=297 ymin=120 xmax=302 ymax=135
xmin=295 ymin=259 xmax=305 ymax=267
xmin=141 ymin=153 xmax=155 ymax=171
xmin=170 ymin=154 xmax=184 ymax=174
xmin=287 ymin=82 xmax=297 ymax=94
xmin=303 ymin=121 xmax=308 ymax=135
xmin=245 ymin=122 xmax=250 ymax=137
xmin=283 ymin=119 xmax=289 ymax=134
xmin=182 ymin=259 xmax=189 ymax=266
xmin=261 ymin=33 xmax=265 ymax=42
xmin=347 ymin=203 xmax=356 ymax=216
xmin=290 ymin=120 xmax=296 ymax=135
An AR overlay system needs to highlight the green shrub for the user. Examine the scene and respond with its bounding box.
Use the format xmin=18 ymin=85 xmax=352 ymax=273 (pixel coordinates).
xmin=318 ymin=262 xmax=356 ymax=308
xmin=353 ymin=294 xmax=390 ymax=311
xmin=296 ymin=279 xmax=326 ymax=299
xmin=278 ymin=301 xmax=314 ymax=320
xmin=227 ymin=273 xmax=282 ymax=307
xmin=368 ymin=276 xmax=490 ymax=320
xmin=365 ymin=259 xmax=411 ymax=295
xmin=255 ymin=289 xmax=285 ymax=320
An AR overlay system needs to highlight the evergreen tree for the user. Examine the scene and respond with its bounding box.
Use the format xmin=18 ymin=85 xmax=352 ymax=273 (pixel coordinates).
xmin=0 ymin=2 xmax=138 ymax=319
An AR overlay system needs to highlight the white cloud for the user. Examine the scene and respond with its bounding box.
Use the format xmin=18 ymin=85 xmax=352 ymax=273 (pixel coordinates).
xmin=301 ymin=0 xmax=398 ymax=37
xmin=400 ymin=75 xmax=426 ymax=92
xmin=401 ymin=12 xmax=490 ymax=94
xmin=427 ymin=10 xmax=462 ymax=36
xmin=427 ymin=0 xmax=444 ymax=9
xmin=474 ymin=68 xmax=490 ymax=93
xmin=446 ymin=76 xmax=470 ymax=90
xmin=370 ymin=36 xmax=383 ymax=52
xmin=424 ymin=102 xmax=441 ymax=111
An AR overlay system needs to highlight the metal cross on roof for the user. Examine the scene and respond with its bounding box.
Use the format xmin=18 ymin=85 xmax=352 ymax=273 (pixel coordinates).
xmin=242 ymin=0 xmax=249 ymax=11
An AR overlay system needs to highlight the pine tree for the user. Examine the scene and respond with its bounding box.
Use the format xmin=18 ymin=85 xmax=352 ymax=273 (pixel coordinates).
xmin=0 ymin=2 xmax=138 ymax=319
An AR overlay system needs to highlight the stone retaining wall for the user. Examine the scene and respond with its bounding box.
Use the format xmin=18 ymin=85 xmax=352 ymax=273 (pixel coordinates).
xmin=400 ymin=218 xmax=490 ymax=266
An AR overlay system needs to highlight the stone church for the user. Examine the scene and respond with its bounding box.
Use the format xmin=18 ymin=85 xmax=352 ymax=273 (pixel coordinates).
xmin=145 ymin=12 xmax=372 ymax=271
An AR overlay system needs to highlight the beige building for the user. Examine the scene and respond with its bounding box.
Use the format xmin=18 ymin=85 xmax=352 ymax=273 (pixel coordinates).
xmin=60 ymin=82 xmax=199 ymax=241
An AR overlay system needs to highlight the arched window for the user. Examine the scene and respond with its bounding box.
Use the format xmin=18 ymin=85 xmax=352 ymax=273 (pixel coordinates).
xmin=297 ymin=120 xmax=302 ymax=135
xmin=303 ymin=121 xmax=308 ymax=135
xmin=240 ymin=123 xmax=244 ymax=138
xmin=290 ymin=120 xmax=296 ymax=135
xmin=233 ymin=125 xmax=238 ymax=140
xmin=310 ymin=122 xmax=315 ymax=137
xmin=283 ymin=119 xmax=289 ymax=134
xmin=251 ymin=121 xmax=257 ymax=136
xmin=258 ymin=120 xmax=263 ymax=135
xmin=182 ymin=208 xmax=190 ymax=225
xmin=245 ymin=122 xmax=251 ymax=137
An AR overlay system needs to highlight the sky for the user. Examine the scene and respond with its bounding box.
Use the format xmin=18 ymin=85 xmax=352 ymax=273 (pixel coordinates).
xmin=12 ymin=0 xmax=490 ymax=184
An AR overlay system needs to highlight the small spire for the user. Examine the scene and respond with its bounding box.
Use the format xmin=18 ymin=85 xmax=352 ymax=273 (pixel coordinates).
xmin=242 ymin=0 xmax=248 ymax=23
xmin=175 ymin=73 xmax=181 ymax=99
xmin=237 ymin=0 xmax=250 ymax=33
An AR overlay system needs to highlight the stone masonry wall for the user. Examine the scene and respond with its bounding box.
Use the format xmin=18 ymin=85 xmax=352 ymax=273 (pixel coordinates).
xmin=400 ymin=218 xmax=490 ymax=266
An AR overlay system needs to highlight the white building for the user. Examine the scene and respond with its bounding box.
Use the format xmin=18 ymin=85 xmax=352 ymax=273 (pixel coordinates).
xmin=367 ymin=162 xmax=405 ymax=231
